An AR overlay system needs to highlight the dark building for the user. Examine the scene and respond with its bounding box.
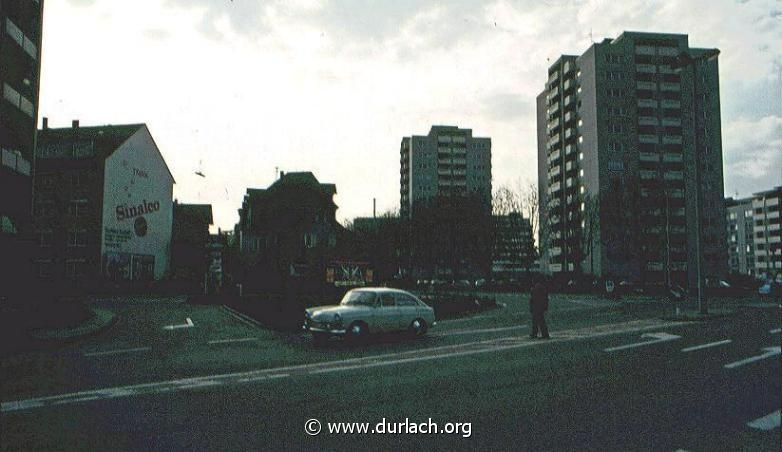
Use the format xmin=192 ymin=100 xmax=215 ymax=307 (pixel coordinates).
xmin=1 ymin=0 xmax=44 ymax=299
xmin=33 ymin=122 xmax=174 ymax=287
xmin=351 ymin=215 xmax=405 ymax=282
xmin=537 ymin=31 xmax=728 ymax=290
xmin=492 ymin=213 xmax=534 ymax=278
xmin=400 ymin=125 xmax=492 ymax=219
xmin=725 ymin=196 xmax=754 ymax=276
xmin=171 ymin=202 xmax=213 ymax=290
xmin=236 ymin=171 xmax=345 ymax=293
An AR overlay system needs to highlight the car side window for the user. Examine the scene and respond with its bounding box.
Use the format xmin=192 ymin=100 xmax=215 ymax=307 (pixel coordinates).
xmin=380 ymin=294 xmax=396 ymax=307
xmin=395 ymin=293 xmax=417 ymax=306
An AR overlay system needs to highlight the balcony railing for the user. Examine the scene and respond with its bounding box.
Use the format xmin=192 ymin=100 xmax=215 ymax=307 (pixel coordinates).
xmin=638 ymin=99 xmax=658 ymax=108
xmin=661 ymin=118 xmax=681 ymax=127
xmin=635 ymin=45 xmax=655 ymax=55
xmin=640 ymin=152 xmax=659 ymax=162
xmin=636 ymin=64 xmax=657 ymax=73
xmin=660 ymin=82 xmax=681 ymax=92
xmin=639 ymin=134 xmax=659 ymax=144
xmin=637 ymin=81 xmax=656 ymax=90
xmin=663 ymin=153 xmax=683 ymax=162
xmin=638 ymin=116 xmax=659 ymax=126
xmin=662 ymin=135 xmax=682 ymax=145
xmin=661 ymin=99 xmax=681 ymax=108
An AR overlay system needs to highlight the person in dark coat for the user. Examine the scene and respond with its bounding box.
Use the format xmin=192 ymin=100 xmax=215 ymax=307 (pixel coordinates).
xmin=529 ymin=282 xmax=550 ymax=339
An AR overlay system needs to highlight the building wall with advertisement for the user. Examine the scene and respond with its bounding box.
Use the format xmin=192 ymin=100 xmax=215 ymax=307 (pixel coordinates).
xmin=101 ymin=127 xmax=174 ymax=281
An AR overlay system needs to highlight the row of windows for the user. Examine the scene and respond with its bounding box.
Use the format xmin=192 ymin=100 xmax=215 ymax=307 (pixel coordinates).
xmin=38 ymin=172 xmax=91 ymax=188
xmin=36 ymin=260 xmax=86 ymax=280
xmin=1 ymin=147 xmax=31 ymax=176
xmin=37 ymin=229 xmax=88 ymax=247
xmin=5 ymin=18 xmax=37 ymax=59
xmin=3 ymin=82 xmax=34 ymax=117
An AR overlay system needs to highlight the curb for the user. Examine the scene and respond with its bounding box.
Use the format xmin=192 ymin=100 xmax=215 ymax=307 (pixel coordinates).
xmin=221 ymin=304 xmax=264 ymax=329
xmin=29 ymin=308 xmax=117 ymax=341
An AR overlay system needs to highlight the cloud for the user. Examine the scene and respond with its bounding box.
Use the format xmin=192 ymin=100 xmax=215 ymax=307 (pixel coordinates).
xmin=67 ymin=0 xmax=96 ymax=6
xmin=143 ymin=28 xmax=170 ymax=41
xmin=723 ymin=115 xmax=782 ymax=196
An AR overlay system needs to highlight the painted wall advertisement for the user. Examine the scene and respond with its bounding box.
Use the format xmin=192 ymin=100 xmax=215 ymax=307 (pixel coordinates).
xmin=101 ymin=127 xmax=174 ymax=281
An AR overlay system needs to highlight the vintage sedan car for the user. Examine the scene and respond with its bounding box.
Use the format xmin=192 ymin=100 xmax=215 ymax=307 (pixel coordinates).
xmin=303 ymin=288 xmax=436 ymax=342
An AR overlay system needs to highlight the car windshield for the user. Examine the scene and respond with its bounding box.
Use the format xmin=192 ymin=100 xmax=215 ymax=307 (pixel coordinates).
xmin=340 ymin=290 xmax=377 ymax=306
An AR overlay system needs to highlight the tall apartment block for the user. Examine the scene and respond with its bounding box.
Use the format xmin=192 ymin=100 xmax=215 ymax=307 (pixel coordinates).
xmin=1 ymin=0 xmax=44 ymax=296
xmin=537 ymin=31 xmax=728 ymax=289
xmin=400 ymin=125 xmax=491 ymax=219
xmin=748 ymin=187 xmax=781 ymax=279
xmin=725 ymin=197 xmax=755 ymax=276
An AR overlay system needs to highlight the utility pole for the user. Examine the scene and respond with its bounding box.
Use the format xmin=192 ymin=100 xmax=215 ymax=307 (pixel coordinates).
xmin=673 ymin=49 xmax=720 ymax=315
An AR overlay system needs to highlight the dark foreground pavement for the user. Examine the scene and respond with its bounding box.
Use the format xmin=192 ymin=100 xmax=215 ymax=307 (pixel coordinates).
xmin=1 ymin=302 xmax=779 ymax=451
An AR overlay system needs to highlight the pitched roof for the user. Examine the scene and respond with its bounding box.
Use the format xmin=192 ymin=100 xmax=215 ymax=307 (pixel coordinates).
xmin=173 ymin=203 xmax=213 ymax=225
xmin=269 ymin=171 xmax=337 ymax=195
xmin=36 ymin=124 xmax=144 ymax=160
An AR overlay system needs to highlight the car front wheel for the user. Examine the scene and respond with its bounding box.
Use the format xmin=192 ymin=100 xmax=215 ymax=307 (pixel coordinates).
xmin=409 ymin=318 xmax=428 ymax=337
xmin=346 ymin=321 xmax=367 ymax=342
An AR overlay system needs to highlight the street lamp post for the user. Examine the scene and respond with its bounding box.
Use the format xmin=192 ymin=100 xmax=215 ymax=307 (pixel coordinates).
xmin=672 ymin=49 xmax=720 ymax=315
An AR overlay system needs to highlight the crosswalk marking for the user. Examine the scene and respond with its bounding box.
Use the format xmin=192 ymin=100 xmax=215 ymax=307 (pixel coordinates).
xmin=681 ymin=339 xmax=732 ymax=352
xmin=747 ymin=410 xmax=781 ymax=431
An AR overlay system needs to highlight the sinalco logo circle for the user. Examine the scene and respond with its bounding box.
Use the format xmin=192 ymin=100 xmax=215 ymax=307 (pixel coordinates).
xmin=134 ymin=216 xmax=148 ymax=237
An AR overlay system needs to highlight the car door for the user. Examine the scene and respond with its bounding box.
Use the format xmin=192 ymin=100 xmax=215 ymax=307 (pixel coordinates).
xmin=377 ymin=292 xmax=400 ymax=332
xmin=394 ymin=292 xmax=420 ymax=330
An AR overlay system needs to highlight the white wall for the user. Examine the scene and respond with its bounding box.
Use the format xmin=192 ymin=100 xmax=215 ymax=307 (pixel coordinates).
xmin=101 ymin=126 xmax=174 ymax=280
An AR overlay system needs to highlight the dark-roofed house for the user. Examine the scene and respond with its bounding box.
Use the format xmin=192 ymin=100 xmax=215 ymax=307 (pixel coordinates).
xmin=171 ymin=202 xmax=213 ymax=291
xmin=32 ymin=120 xmax=174 ymax=287
xmin=236 ymin=171 xmax=344 ymax=294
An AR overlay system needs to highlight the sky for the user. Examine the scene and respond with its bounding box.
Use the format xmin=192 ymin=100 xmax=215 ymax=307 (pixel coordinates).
xmin=39 ymin=0 xmax=782 ymax=231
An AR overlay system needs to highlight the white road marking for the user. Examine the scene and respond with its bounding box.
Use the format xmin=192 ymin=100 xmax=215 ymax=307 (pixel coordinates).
xmin=770 ymin=328 xmax=781 ymax=335
xmin=222 ymin=305 xmax=264 ymax=328
xmin=238 ymin=373 xmax=289 ymax=383
xmin=208 ymin=338 xmax=258 ymax=345
xmin=1 ymin=318 xmax=686 ymax=413
xmin=604 ymin=332 xmax=681 ymax=352
xmin=681 ymin=339 xmax=732 ymax=352
xmin=176 ymin=380 xmax=221 ymax=390
xmin=84 ymin=347 xmax=151 ymax=357
xmin=724 ymin=346 xmax=781 ymax=369
xmin=437 ymin=325 xmax=526 ymax=336
xmin=747 ymin=410 xmax=781 ymax=431
xmin=163 ymin=317 xmax=194 ymax=330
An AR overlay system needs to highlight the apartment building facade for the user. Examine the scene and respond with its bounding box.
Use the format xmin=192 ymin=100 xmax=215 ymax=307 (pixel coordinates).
xmin=749 ymin=187 xmax=782 ymax=279
xmin=1 ymin=0 xmax=44 ymax=298
xmin=537 ymin=31 xmax=728 ymax=289
xmin=400 ymin=125 xmax=491 ymax=219
xmin=33 ymin=122 xmax=174 ymax=285
xmin=725 ymin=197 xmax=754 ymax=276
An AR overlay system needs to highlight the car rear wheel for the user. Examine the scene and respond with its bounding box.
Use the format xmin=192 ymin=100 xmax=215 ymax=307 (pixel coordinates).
xmin=345 ymin=321 xmax=367 ymax=342
xmin=409 ymin=318 xmax=428 ymax=337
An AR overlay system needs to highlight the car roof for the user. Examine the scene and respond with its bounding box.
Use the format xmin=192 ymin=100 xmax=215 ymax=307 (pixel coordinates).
xmin=349 ymin=287 xmax=413 ymax=295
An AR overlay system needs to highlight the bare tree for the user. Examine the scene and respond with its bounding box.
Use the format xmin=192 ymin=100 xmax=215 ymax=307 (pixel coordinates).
xmin=492 ymin=184 xmax=522 ymax=216
xmin=520 ymin=181 xmax=539 ymax=256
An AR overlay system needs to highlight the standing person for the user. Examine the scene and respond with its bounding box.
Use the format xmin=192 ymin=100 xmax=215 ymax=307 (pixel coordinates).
xmin=529 ymin=282 xmax=550 ymax=339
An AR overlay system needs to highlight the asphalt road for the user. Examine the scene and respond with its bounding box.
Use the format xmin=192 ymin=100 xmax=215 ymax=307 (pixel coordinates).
xmin=1 ymin=295 xmax=779 ymax=451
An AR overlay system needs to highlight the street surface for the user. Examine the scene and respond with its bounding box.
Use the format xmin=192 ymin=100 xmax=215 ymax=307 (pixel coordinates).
xmin=1 ymin=294 xmax=779 ymax=450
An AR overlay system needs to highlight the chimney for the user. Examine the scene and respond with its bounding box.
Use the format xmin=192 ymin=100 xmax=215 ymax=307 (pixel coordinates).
xmin=280 ymin=170 xmax=285 ymax=179
xmin=72 ymin=119 xmax=79 ymax=128
xmin=42 ymin=117 xmax=48 ymax=130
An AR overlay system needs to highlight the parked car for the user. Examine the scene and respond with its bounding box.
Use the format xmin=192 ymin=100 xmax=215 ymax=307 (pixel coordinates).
xmin=758 ymin=281 xmax=782 ymax=297
xmin=303 ymin=288 xmax=436 ymax=343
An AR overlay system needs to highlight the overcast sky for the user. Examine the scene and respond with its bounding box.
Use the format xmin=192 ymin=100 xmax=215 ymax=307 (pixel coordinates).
xmin=40 ymin=0 xmax=781 ymax=230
